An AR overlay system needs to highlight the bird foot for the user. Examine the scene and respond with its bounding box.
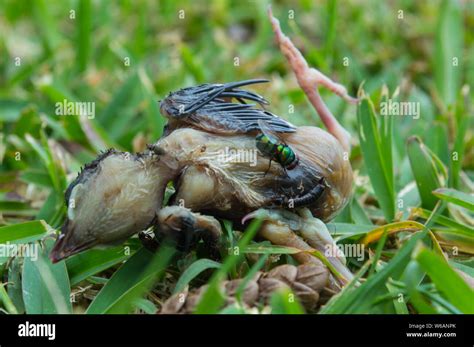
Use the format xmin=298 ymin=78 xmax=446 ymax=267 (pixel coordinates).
xmin=267 ymin=6 xmax=358 ymax=153
xmin=243 ymin=207 xmax=353 ymax=285
xmin=153 ymin=206 xmax=223 ymax=259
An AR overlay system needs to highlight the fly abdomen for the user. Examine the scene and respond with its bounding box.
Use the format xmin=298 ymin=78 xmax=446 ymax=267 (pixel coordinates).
xmin=277 ymin=145 xmax=297 ymax=168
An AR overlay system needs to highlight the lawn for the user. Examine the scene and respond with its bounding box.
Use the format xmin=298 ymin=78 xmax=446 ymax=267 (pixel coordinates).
xmin=0 ymin=0 xmax=473 ymax=314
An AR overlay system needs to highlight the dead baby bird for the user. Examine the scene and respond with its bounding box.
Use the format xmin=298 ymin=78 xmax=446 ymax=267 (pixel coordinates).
xmin=50 ymin=93 xmax=353 ymax=263
xmin=50 ymin=148 xmax=178 ymax=262
xmin=50 ymin=9 xmax=358 ymax=296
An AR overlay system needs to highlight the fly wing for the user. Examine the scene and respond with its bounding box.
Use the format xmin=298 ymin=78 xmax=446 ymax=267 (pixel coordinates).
xmin=257 ymin=119 xmax=291 ymax=143
xmin=160 ymin=79 xmax=296 ymax=134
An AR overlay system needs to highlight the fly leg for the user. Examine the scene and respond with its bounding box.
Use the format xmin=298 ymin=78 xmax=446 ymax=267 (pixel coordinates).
xmin=263 ymin=158 xmax=273 ymax=176
xmin=264 ymin=159 xmax=290 ymax=178
xmin=267 ymin=7 xmax=358 ymax=153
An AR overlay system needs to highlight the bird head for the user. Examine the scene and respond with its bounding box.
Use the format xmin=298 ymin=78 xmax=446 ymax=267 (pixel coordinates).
xmin=50 ymin=148 xmax=175 ymax=263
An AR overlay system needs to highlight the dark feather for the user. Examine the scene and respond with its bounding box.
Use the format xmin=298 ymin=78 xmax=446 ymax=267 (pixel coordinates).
xmin=160 ymin=79 xmax=296 ymax=134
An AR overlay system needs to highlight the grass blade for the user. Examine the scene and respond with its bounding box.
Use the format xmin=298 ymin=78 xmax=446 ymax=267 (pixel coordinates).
xmin=414 ymin=245 xmax=474 ymax=313
xmin=0 ymin=282 xmax=18 ymax=314
xmin=77 ymin=0 xmax=92 ymax=72
xmin=361 ymin=221 xmax=426 ymax=245
xmin=86 ymin=246 xmax=174 ymax=314
xmin=450 ymin=89 xmax=469 ymax=189
xmin=22 ymin=240 xmax=72 ymax=314
xmin=320 ymin=229 xmax=427 ymax=313
xmin=173 ymin=258 xmax=221 ymax=294
xmin=194 ymin=218 xmax=263 ymax=314
xmin=407 ymin=136 xmax=446 ymax=210
xmin=432 ymin=188 xmax=474 ymax=211
xmin=434 ymin=0 xmax=464 ymax=106
xmin=270 ymin=288 xmax=305 ymax=314
xmin=243 ymin=243 xmax=301 ymax=254
xmin=357 ymin=94 xmax=395 ymax=222
xmin=0 ymin=220 xmax=49 ymax=244
xmin=412 ymin=208 xmax=473 ymax=237
xmin=66 ymin=245 xmax=138 ymax=286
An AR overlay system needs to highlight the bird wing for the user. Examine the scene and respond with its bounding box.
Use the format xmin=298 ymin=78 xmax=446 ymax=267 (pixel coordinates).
xmin=160 ymin=79 xmax=296 ymax=134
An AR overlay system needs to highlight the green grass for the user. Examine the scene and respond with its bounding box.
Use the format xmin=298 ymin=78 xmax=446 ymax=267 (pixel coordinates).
xmin=0 ymin=0 xmax=473 ymax=314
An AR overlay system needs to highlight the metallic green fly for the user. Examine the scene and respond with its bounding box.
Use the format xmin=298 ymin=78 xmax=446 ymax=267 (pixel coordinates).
xmin=256 ymin=119 xmax=299 ymax=174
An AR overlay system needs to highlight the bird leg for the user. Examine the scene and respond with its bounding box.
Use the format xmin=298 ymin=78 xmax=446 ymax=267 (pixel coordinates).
xmin=150 ymin=205 xmax=349 ymax=297
xmin=267 ymin=6 xmax=358 ymax=153
xmin=153 ymin=206 xmax=223 ymax=259
xmin=243 ymin=208 xmax=353 ymax=287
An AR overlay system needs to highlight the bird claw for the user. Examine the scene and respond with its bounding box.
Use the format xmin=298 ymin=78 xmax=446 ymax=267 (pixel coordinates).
xmin=244 ymin=207 xmax=353 ymax=285
xmin=241 ymin=208 xmax=293 ymax=225
xmin=156 ymin=206 xmax=223 ymax=258
xmin=242 ymin=208 xmax=307 ymax=231
xmin=241 ymin=209 xmax=270 ymax=225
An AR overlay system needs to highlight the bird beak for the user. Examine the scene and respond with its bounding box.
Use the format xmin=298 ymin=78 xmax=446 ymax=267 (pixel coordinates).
xmin=49 ymin=220 xmax=98 ymax=263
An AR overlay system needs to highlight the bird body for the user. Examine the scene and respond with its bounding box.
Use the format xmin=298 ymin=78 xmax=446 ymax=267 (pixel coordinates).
xmin=50 ymin=78 xmax=353 ymax=262
xmin=156 ymin=125 xmax=351 ymax=222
